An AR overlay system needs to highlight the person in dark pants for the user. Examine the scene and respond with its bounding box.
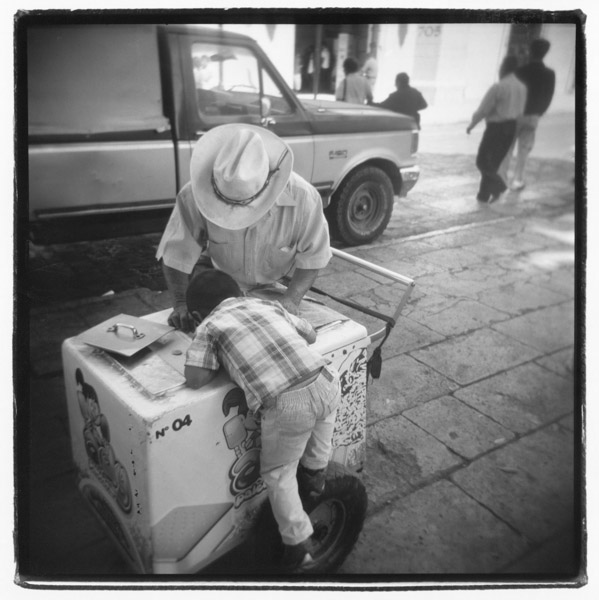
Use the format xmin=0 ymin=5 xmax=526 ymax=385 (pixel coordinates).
xmin=467 ymin=56 xmax=527 ymax=203
xmin=377 ymin=72 xmax=428 ymax=129
xmin=500 ymin=38 xmax=556 ymax=190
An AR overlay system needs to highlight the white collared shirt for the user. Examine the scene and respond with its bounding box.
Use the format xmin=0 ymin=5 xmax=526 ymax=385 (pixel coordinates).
xmin=471 ymin=73 xmax=528 ymax=124
xmin=156 ymin=172 xmax=332 ymax=287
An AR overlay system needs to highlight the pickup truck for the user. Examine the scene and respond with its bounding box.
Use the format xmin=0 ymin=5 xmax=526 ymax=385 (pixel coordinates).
xmin=26 ymin=23 xmax=420 ymax=246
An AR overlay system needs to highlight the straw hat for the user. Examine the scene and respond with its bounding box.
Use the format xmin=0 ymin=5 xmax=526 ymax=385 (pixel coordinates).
xmin=190 ymin=124 xmax=293 ymax=230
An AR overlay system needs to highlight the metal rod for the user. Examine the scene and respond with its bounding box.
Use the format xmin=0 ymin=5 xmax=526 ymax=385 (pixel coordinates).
xmin=332 ymin=248 xmax=416 ymax=287
xmin=331 ymin=247 xmax=415 ymax=344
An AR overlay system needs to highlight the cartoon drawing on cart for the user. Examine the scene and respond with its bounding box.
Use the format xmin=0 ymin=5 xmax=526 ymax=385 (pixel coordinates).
xmin=330 ymin=347 xmax=368 ymax=465
xmin=221 ymin=387 xmax=267 ymax=507
xmin=75 ymin=368 xmax=133 ymax=513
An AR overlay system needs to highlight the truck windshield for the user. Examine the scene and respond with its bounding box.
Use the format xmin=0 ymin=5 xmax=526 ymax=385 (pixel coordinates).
xmin=191 ymin=42 xmax=293 ymax=124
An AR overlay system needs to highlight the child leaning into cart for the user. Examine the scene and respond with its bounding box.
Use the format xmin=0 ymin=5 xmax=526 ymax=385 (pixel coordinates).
xmin=184 ymin=269 xmax=341 ymax=572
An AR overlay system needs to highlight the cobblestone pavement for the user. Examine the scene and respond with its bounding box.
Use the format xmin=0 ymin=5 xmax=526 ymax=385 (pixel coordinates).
xmin=20 ymin=114 xmax=583 ymax=586
xmin=26 ymin=151 xmax=574 ymax=307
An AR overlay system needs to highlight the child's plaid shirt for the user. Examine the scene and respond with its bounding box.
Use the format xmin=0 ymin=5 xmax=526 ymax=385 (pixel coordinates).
xmin=185 ymin=297 xmax=326 ymax=412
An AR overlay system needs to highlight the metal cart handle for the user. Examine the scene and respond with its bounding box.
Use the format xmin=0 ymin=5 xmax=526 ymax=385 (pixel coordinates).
xmin=106 ymin=323 xmax=146 ymax=340
xmin=330 ymin=248 xmax=416 ymax=344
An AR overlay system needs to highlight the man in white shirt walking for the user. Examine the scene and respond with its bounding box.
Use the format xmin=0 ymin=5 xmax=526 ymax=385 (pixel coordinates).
xmin=467 ymin=55 xmax=527 ymax=203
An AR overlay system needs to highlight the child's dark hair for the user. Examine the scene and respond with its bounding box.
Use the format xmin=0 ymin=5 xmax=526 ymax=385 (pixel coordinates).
xmin=186 ymin=270 xmax=242 ymax=317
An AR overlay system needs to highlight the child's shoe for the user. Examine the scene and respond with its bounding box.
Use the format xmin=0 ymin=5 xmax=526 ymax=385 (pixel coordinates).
xmin=297 ymin=463 xmax=326 ymax=501
xmin=281 ymin=538 xmax=315 ymax=572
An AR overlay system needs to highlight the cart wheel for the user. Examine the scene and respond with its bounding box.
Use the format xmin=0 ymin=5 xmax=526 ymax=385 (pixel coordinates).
xmin=300 ymin=461 xmax=367 ymax=573
xmin=254 ymin=461 xmax=367 ymax=574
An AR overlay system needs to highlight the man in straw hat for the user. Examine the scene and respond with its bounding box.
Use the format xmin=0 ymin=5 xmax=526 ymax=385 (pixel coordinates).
xmin=156 ymin=124 xmax=332 ymax=332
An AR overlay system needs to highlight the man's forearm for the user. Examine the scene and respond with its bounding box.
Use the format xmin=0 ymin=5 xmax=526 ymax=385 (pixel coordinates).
xmin=283 ymin=267 xmax=320 ymax=305
xmin=162 ymin=262 xmax=190 ymax=306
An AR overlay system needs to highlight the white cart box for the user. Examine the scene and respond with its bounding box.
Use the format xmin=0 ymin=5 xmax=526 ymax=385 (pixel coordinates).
xmin=63 ymin=299 xmax=369 ymax=575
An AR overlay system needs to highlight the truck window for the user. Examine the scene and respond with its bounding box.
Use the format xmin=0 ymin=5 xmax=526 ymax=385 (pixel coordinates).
xmin=191 ymin=42 xmax=293 ymax=123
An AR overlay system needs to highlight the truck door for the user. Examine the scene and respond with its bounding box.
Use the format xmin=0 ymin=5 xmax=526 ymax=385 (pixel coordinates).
xmin=173 ymin=30 xmax=315 ymax=189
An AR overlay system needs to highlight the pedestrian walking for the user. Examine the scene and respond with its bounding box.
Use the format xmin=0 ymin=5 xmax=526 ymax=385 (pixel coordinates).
xmin=319 ymin=43 xmax=333 ymax=92
xmin=377 ymin=72 xmax=428 ymax=129
xmin=335 ymin=57 xmax=373 ymax=105
xmin=306 ymin=44 xmax=333 ymax=93
xmin=361 ymin=42 xmax=378 ymax=91
xmin=500 ymin=38 xmax=556 ymax=191
xmin=467 ymin=55 xmax=527 ymax=203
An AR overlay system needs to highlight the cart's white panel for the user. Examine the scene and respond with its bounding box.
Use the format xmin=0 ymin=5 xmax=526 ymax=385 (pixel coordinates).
xmin=63 ymin=300 xmax=369 ymax=574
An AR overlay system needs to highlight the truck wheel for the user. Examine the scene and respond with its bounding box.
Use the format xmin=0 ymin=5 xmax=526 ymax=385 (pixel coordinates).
xmin=331 ymin=166 xmax=394 ymax=246
xmin=254 ymin=461 xmax=367 ymax=574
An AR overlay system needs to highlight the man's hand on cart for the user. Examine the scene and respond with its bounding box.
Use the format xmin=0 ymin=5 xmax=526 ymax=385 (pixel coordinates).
xmin=168 ymin=303 xmax=196 ymax=334
xmin=162 ymin=261 xmax=199 ymax=333
xmin=278 ymin=295 xmax=300 ymax=316
xmin=279 ymin=267 xmax=320 ymax=316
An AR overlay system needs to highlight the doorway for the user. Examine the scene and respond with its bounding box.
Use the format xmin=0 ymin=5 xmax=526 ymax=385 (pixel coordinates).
xmin=294 ymin=23 xmax=370 ymax=96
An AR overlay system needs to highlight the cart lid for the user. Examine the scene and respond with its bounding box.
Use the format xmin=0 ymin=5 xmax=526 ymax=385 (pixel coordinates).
xmin=78 ymin=313 xmax=174 ymax=357
xmin=250 ymin=288 xmax=349 ymax=329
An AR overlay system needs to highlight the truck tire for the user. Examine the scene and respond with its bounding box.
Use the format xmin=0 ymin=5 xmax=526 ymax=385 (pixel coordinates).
xmin=330 ymin=166 xmax=394 ymax=246
xmin=254 ymin=461 xmax=368 ymax=574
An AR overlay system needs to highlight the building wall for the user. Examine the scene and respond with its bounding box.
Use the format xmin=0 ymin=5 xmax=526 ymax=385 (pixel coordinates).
xmin=541 ymin=23 xmax=577 ymax=112
xmin=373 ymin=22 xmax=575 ymax=125
xmin=209 ymin=22 xmax=576 ymax=125
xmin=376 ymin=23 xmax=506 ymax=123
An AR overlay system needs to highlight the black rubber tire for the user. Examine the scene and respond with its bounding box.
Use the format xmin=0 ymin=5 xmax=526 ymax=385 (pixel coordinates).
xmin=254 ymin=461 xmax=368 ymax=574
xmin=330 ymin=166 xmax=394 ymax=246
xmin=300 ymin=461 xmax=368 ymax=574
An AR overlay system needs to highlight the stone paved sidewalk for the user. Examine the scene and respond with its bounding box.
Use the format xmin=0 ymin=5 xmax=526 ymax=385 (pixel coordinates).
xmin=22 ymin=116 xmax=582 ymax=582
xmin=331 ymin=213 xmax=577 ymax=576
xmin=24 ymin=213 xmax=579 ymax=580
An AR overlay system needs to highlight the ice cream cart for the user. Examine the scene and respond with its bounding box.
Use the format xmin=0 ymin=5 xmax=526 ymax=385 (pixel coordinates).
xmin=61 ymin=248 xmax=415 ymax=574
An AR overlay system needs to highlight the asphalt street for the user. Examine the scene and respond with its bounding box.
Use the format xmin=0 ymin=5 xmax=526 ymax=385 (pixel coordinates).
xmin=19 ymin=112 xmax=582 ymax=588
